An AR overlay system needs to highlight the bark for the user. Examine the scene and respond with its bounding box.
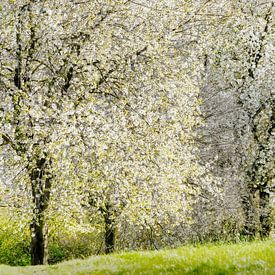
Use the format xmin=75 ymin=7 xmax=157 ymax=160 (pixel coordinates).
xmin=241 ymin=188 xmax=257 ymax=239
xmin=103 ymin=203 xmax=115 ymax=254
xmin=241 ymin=187 xmax=272 ymax=239
xmin=29 ymin=157 xmax=52 ymax=265
xmin=88 ymin=196 xmax=115 ymax=254
xmin=259 ymin=188 xmax=271 ymax=238
xmin=30 ymin=217 xmax=49 ymax=265
xmin=257 ymin=107 xmax=275 ymax=238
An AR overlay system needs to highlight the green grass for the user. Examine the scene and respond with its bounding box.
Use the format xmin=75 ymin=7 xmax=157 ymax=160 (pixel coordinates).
xmin=0 ymin=240 xmax=274 ymax=274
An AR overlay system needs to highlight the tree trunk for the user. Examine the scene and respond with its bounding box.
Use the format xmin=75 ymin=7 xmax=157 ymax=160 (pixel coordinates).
xmin=29 ymin=157 xmax=52 ymax=265
xmin=259 ymin=188 xmax=271 ymax=238
xmin=241 ymin=188 xmax=258 ymax=239
xmin=30 ymin=217 xmax=48 ymax=265
xmin=103 ymin=204 xmax=115 ymax=254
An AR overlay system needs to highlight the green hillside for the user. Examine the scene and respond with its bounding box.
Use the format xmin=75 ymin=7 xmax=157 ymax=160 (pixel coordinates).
xmin=0 ymin=240 xmax=274 ymax=275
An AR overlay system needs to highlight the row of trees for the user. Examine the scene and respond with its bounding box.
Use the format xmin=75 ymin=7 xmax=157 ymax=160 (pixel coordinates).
xmin=0 ymin=0 xmax=273 ymax=265
xmin=195 ymin=0 xmax=274 ymax=239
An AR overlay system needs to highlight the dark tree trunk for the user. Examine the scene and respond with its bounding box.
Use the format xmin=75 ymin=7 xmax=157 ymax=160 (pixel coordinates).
xmin=103 ymin=204 xmax=115 ymax=254
xmin=241 ymin=103 xmax=274 ymax=239
xmin=259 ymin=188 xmax=271 ymax=238
xmin=241 ymin=188 xmax=257 ymax=239
xmin=29 ymin=157 xmax=52 ymax=265
xmin=88 ymin=197 xmax=115 ymax=254
xmin=30 ymin=217 xmax=48 ymax=265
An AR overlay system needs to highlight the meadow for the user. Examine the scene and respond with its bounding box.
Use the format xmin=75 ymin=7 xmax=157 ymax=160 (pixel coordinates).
xmin=0 ymin=240 xmax=274 ymax=274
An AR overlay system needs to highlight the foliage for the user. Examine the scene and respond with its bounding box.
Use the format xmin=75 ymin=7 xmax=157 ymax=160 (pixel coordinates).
xmin=172 ymin=0 xmax=274 ymax=239
xmin=0 ymin=0 xmax=211 ymax=263
xmin=0 ymin=218 xmax=30 ymax=266
xmin=0 ymin=214 xmax=100 ymax=266
xmin=0 ymin=0 xmax=273 ymax=265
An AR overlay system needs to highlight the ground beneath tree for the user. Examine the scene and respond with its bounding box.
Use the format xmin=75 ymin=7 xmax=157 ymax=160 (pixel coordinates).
xmin=0 ymin=240 xmax=274 ymax=274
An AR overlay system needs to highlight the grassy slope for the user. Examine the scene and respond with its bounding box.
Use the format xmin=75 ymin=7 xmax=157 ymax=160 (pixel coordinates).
xmin=0 ymin=240 xmax=274 ymax=274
